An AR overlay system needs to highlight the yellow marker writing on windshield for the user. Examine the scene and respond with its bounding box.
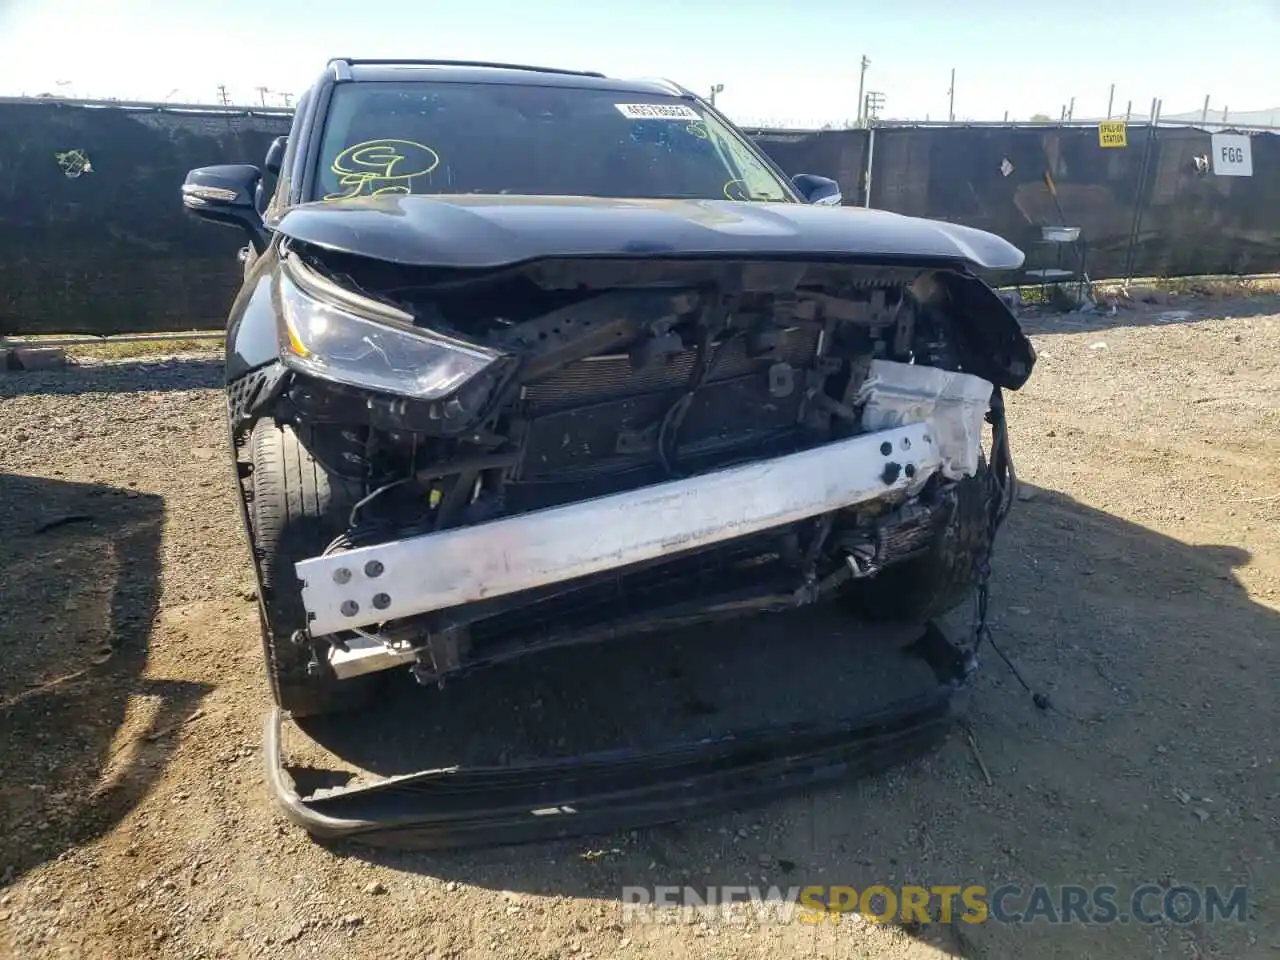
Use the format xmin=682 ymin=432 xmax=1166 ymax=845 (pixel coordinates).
xmin=325 ymin=139 xmax=440 ymax=201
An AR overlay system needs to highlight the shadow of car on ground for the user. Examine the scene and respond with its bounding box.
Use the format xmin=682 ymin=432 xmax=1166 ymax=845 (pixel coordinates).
xmin=0 ymin=473 xmax=211 ymax=884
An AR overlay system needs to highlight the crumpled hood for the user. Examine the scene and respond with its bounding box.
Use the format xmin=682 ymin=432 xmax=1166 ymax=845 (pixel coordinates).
xmin=275 ymin=194 xmax=1025 ymax=271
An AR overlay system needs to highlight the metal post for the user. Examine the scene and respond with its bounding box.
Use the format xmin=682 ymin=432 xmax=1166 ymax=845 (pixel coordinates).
xmin=948 ymin=68 xmax=955 ymax=123
xmin=863 ymin=125 xmax=876 ymax=209
xmin=1106 ymin=84 xmax=1115 ymax=119
xmin=1059 ymin=105 xmax=1066 ymax=124
xmin=1125 ymin=96 xmax=1162 ymax=281
xmin=1067 ymin=96 xmax=1075 ymax=122
xmin=1201 ymin=94 xmax=1210 ymax=124
xmin=1125 ymin=100 xmax=1132 ymax=123
xmin=856 ymin=55 xmax=870 ymax=125
xmin=1222 ymin=106 xmax=1229 ymax=123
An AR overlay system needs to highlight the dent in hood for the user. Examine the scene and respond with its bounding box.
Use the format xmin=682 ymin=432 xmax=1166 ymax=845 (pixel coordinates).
xmin=275 ymin=194 xmax=1025 ymax=272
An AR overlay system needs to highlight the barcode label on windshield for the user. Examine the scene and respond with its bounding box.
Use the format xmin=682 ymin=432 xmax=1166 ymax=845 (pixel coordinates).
xmin=615 ymin=103 xmax=701 ymax=121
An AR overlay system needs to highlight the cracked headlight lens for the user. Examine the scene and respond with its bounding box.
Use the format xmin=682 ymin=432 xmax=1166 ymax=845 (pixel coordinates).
xmin=277 ymin=259 xmax=503 ymax=401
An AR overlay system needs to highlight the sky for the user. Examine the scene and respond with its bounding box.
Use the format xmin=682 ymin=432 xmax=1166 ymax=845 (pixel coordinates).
xmin=0 ymin=0 xmax=1277 ymax=126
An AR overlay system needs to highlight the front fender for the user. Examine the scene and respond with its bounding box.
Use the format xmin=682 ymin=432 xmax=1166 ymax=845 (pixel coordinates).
xmin=940 ymin=272 xmax=1037 ymax=391
xmin=226 ymin=244 xmax=284 ymax=381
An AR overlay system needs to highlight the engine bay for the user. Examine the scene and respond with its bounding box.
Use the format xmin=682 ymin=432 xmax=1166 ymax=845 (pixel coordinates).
xmin=255 ymin=244 xmax=1029 ymax=529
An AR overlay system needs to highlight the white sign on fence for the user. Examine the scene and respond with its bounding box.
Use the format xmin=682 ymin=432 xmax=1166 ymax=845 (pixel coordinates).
xmin=1211 ymin=134 xmax=1253 ymax=177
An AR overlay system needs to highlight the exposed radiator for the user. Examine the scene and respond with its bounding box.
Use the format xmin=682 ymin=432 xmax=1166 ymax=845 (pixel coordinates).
xmin=519 ymin=324 xmax=821 ymax=417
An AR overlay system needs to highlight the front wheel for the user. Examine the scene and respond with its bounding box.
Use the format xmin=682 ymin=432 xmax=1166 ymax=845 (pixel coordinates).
xmin=247 ymin=420 xmax=379 ymax=718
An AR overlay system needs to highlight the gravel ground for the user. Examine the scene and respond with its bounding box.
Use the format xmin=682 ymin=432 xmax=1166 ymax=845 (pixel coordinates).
xmin=1 ymin=295 xmax=1278 ymax=959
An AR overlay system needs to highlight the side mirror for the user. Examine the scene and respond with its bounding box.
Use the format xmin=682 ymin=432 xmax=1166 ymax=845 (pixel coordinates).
xmin=182 ymin=164 xmax=269 ymax=253
xmin=792 ymin=174 xmax=843 ymax=206
xmin=264 ymin=136 xmax=287 ymax=176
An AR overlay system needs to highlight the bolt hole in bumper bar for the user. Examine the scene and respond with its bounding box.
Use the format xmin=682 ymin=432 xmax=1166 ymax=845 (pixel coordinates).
xmin=266 ymin=623 xmax=976 ymax=849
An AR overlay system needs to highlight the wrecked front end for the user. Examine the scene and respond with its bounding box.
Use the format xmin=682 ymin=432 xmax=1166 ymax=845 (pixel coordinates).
xmin=237 ymin=246 xmax=1030 ymax=680
xmin=233 ymin=241 xmax=1034 ymax=846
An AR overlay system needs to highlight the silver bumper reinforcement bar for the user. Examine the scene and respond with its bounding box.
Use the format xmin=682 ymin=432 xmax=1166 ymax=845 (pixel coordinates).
xmin=296 ymin=421 xmax=943 ymax=636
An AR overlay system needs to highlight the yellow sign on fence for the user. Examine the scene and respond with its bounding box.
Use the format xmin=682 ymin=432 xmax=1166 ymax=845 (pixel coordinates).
xmin=1098 ymin=121 xmax=1127 ymax=148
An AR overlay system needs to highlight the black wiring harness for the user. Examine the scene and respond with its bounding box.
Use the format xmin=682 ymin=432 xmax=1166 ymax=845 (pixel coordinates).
xmin=970 ymin=386 xmax=1051 ymax=710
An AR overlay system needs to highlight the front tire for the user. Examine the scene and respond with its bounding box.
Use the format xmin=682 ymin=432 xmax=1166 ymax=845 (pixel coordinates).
xmin=248 ymin=420 xmax=378 ymax=717
xmin=843 ymin=464 xmax=996 ymax=624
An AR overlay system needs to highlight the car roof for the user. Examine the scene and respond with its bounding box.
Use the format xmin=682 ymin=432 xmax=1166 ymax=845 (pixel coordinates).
xmin=333 ymin=59 xmax=689 ymax=97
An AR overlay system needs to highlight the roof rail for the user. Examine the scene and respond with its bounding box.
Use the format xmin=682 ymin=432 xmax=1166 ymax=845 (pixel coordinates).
xmin=326 ymin=58 xmax=605 ymax=79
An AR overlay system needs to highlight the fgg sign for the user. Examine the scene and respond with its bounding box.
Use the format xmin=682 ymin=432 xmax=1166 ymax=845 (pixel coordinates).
xmin=1210 ymin=134 xmax=1253 ymax=177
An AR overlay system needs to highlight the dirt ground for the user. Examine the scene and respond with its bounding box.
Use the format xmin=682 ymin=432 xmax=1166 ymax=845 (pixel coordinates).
xmin=1 ymin=294 xmax=1277 ymax=959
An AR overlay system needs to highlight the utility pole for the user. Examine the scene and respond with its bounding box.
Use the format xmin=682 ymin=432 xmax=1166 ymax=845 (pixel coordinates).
xmin=1067 ymin=96 xmax=1075 ymax=122
xmin=1106 ymin=83 xmax=1115 ymax=119
xmin=708 ymin=83 xmax=724 ymax=107
xmin=1201 ymin=94 xmax=1210 ymax=123
xmin=281 ymin=92 xmax=295 ymax=108
xmin=856 ymin=55 xmax=870 ymax=125
xmin=255 ymin=86 xmax=269 ymax=107
xmin=216 ymin=84 xmax=231 ymax=106
xmin=947 ymin=68 xmax=955 ymax=123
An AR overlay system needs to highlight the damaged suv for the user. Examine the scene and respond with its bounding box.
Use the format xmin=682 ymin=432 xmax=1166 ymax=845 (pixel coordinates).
xmin=183 ymin=58 xmax=1035 ymax=724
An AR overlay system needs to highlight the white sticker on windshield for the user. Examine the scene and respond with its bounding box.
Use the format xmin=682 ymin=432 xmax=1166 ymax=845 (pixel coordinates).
xmin=615 ymin=102 xmax=701 ymax=121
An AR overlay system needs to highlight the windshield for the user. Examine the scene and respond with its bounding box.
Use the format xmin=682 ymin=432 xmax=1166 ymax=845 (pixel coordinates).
xmin=311 ymin=81 xmax=795 ymax=203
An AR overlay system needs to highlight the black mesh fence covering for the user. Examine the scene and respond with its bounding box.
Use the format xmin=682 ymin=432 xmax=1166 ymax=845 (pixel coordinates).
xmin=2 ymin=98 xmax=1277 ymax=335
xmin=0 ymin=101 xmax=290 ymax=336
xmin=750 ymin=124 xmax=1280 ymax=281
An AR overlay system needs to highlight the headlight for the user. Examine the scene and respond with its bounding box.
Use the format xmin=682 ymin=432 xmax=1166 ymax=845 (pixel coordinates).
xmin=276 ymin=256 xmax=504 ymax=401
